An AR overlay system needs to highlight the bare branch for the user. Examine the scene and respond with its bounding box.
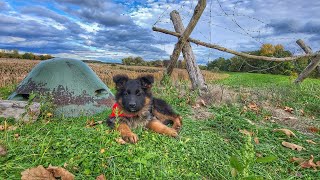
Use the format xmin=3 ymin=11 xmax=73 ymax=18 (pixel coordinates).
xmin=153 ymin=26 xmax=320 ymax=62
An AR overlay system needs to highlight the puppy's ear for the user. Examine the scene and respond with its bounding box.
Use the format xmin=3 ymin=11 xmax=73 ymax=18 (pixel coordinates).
xmin=139 ymin=75 xmax=154 ymax=89
xmin=113 ymin=74 xmax=128 ymax=89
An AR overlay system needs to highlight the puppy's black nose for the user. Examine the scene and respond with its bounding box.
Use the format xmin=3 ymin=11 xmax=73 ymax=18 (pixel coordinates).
xmin=129 ymin=103 xmax=136 ymax=108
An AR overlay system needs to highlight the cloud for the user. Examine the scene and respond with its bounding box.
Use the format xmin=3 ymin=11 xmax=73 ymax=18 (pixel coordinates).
xmin=55 ymin=0 xmax=134 ymax=27
xmin=0 ymin=0 xmax=10 ymax=11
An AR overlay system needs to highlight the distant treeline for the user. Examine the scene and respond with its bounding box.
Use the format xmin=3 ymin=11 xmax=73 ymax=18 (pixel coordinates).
xmin=205 ymin=44 xmax=319 ymax=78
xmin=122 ymin=56 xmax=187 ymax=68
xmin=0 ymin=49 xmax=53 ymax=60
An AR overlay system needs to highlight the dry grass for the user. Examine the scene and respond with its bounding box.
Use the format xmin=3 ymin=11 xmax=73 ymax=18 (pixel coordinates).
xmin=0 ymin=58 xmax=229 ymax=88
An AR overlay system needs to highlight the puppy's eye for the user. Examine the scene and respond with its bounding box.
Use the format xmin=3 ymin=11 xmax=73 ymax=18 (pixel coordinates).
xmin=123 ymin=92 xmax=128 ymax=96
xmin=136 ymin=90 xmax=142 ymax=96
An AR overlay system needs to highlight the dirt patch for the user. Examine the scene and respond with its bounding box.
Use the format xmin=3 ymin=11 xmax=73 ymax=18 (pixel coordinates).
xmin=200 ymin=84 xmax=239 ymax=105
xmin=263 ymin=104 xmax=317 ymax=134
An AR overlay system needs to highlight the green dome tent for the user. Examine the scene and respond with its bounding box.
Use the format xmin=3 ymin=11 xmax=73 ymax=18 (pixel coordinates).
xmin=8 ymin=58 xmax=115 ymax=117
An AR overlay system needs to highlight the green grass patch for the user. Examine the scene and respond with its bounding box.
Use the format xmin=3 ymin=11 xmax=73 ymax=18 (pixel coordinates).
xmin=0 ymin=85 xmax=16 ymax=99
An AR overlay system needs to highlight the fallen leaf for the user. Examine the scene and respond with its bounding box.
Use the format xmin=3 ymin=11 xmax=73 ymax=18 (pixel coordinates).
xmin=284 ymin=106 xmax=294 ymax=114
xmin=248 ymin=102 xmax=259 ymax=111
xmin=21 ymin=165 xmax=55 ymax=180
xmin=7 ymin=126 xmax=18 ymax=131
xmin=0 ymin=125 xmax=4 ymax=131
xmin=86 ymin=119 xmax=103 ymax=127
xmin=47 ymin=165 xmax=75 ymax=180
xmin=231 ymin=168 xmax=237 ymax=177
xmin=264 ymin=116 xmax=271 ymax=121
xmin=115 ymin=138 xmax=126 ymax=145
xmin=100 ymin=148 xmax=105 ymax=154
xmin=290 ymin=157 xmax=305 ymax=164
xmin=308 ymin=126 xmax=319 ymax=133
xmin=299 ymin=109 xmax=305 ymax=116
xmin=14 ymin=134 xmax=20 ymax=138
xmin=316 ymin=161 xmax=320 ymax=166
xmin=0 ymin=144 xmax=7 ymax=156
xmin=198 ymin=99 xmax=206 ymax=107
xmin=273 ymin=129 xmax=296 ymax=137
xmin=256 ymin=153 xmax=262 ymax=157
xmin=63 ymin=162 xmax=68 ymax=168
xmin=239 ymin=129 xmax=254 ymax=136
xmin=254 ymin=137 xmax=260 ymax=144
xmin=300 ymin=155 xmax=317 ymax=170
xmin=282 ymin=141 xmax=304 ymax=151
xmin=192 ymin=103 xmax=201 ymax=109
xmin=224 ymin=139 xmax=230 ymax=143
xmin=306 ymin=140 xmax=317 ymax=144
xmin=96 ymin=174 xmax=106 ymax=180
xmin=46 ymin=112 xmax=53 ymax=118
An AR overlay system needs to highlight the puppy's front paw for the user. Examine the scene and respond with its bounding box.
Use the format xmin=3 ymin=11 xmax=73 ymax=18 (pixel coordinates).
xmin=122 ymin=132 xmax=139 ymax=143
xmin=167 ymin=128 xmax=178 ymax=137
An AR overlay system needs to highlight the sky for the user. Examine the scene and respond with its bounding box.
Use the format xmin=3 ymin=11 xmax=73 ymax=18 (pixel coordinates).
xmin=0 ymin=0 xmax=320 ymax=64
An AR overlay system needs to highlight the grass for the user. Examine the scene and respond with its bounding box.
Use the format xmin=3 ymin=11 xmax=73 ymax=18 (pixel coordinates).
xmin=1 ymin=72 xmax=320 ymax=179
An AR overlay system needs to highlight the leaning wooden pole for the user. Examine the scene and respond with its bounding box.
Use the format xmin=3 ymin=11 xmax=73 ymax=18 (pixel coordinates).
xmin=152 ymin=27 xmax=320 ymax=62
xmin=170 ymin=10 xmax=208 ymax=91
xmin=294 ymin=39 xmax=320 ymax=84
xmin=164 ymin=0 xmax=206 ymax=77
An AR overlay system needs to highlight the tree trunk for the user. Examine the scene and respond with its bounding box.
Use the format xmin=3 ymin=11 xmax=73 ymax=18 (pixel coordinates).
xmin=170 ymin=10 xmax=207 ymax=91
xmin=164 ymin=0 xmax=206 ymax=76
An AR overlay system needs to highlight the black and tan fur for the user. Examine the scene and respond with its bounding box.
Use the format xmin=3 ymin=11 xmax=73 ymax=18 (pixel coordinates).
xmin=107 ymin=74 xmax=182 ymax=143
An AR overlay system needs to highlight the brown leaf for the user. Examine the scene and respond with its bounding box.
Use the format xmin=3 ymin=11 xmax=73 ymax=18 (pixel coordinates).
xmin=284 ymin=106 xmax=294 ymax=114
xmin=96 ymin=174 xmax=106 ymax=180
xmin=7 ymin=126 xmax=18 ymax=131
xmin=115 ymin=138 xmax=126 ymax=145
xmin=316 ymin=161 xmax=320 ymax=166
xmin=14 ymin=133 xmax=20 ymax=138
xmin=282 ymin=141 xmax=305 ymax=151
xmin=290 ymin=157 xmax=305 ymax=164
xmin=100 ymin=148 xmax=105 ymax=154
xmin=239 ymin=129 xmax=254 ymax=136
xmin=63 ymin=162 xmax=68 ymax=168
xmin=256 ymin=153 xmax=262 ymax=157
xmin=308 ymin=126 xmax=319 ymax=133
xmin=0 ymin=125 xmax=5 ymax=131
xmin=46 ymin=112 xmax=53 ymax=118
xmin=299 ymin=109 xmax=305 ymax=116
xmin=306 ymin=140 xmax=317 ymax=144
xmin=300 ymin=155 xmax=317 ymax=170
xmin=47 ymin=165 xmax=75 ymax=180
xmin=254 ymin=137 xmax=260 ymax=144
xmin=273 ymin=128 xmax=296 ymax=137
xmin=248 ymin=102 xmax=259 ymax=111
xmin=21 ymin=165 xmax=55 ymax=180
xmin=192 ymin=103 xmax=201 ymax=109
xmin=0 ymin=144 xmax=7 ymax=156
xmin=198 ymin=99 xmax=207 ymax=107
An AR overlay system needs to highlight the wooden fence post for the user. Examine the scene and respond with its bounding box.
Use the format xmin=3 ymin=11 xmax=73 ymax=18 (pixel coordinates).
xmin=170 ymin=10 xmax=208 ymax=91
xmin=164 ymin=0 xmax=206 ymax=76
xmin=294 ymin=39 xmax=320 ymax=84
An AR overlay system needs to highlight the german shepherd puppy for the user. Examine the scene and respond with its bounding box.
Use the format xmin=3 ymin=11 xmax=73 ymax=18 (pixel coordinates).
xmin=107 ymin=74 xmax=182 ymax=143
